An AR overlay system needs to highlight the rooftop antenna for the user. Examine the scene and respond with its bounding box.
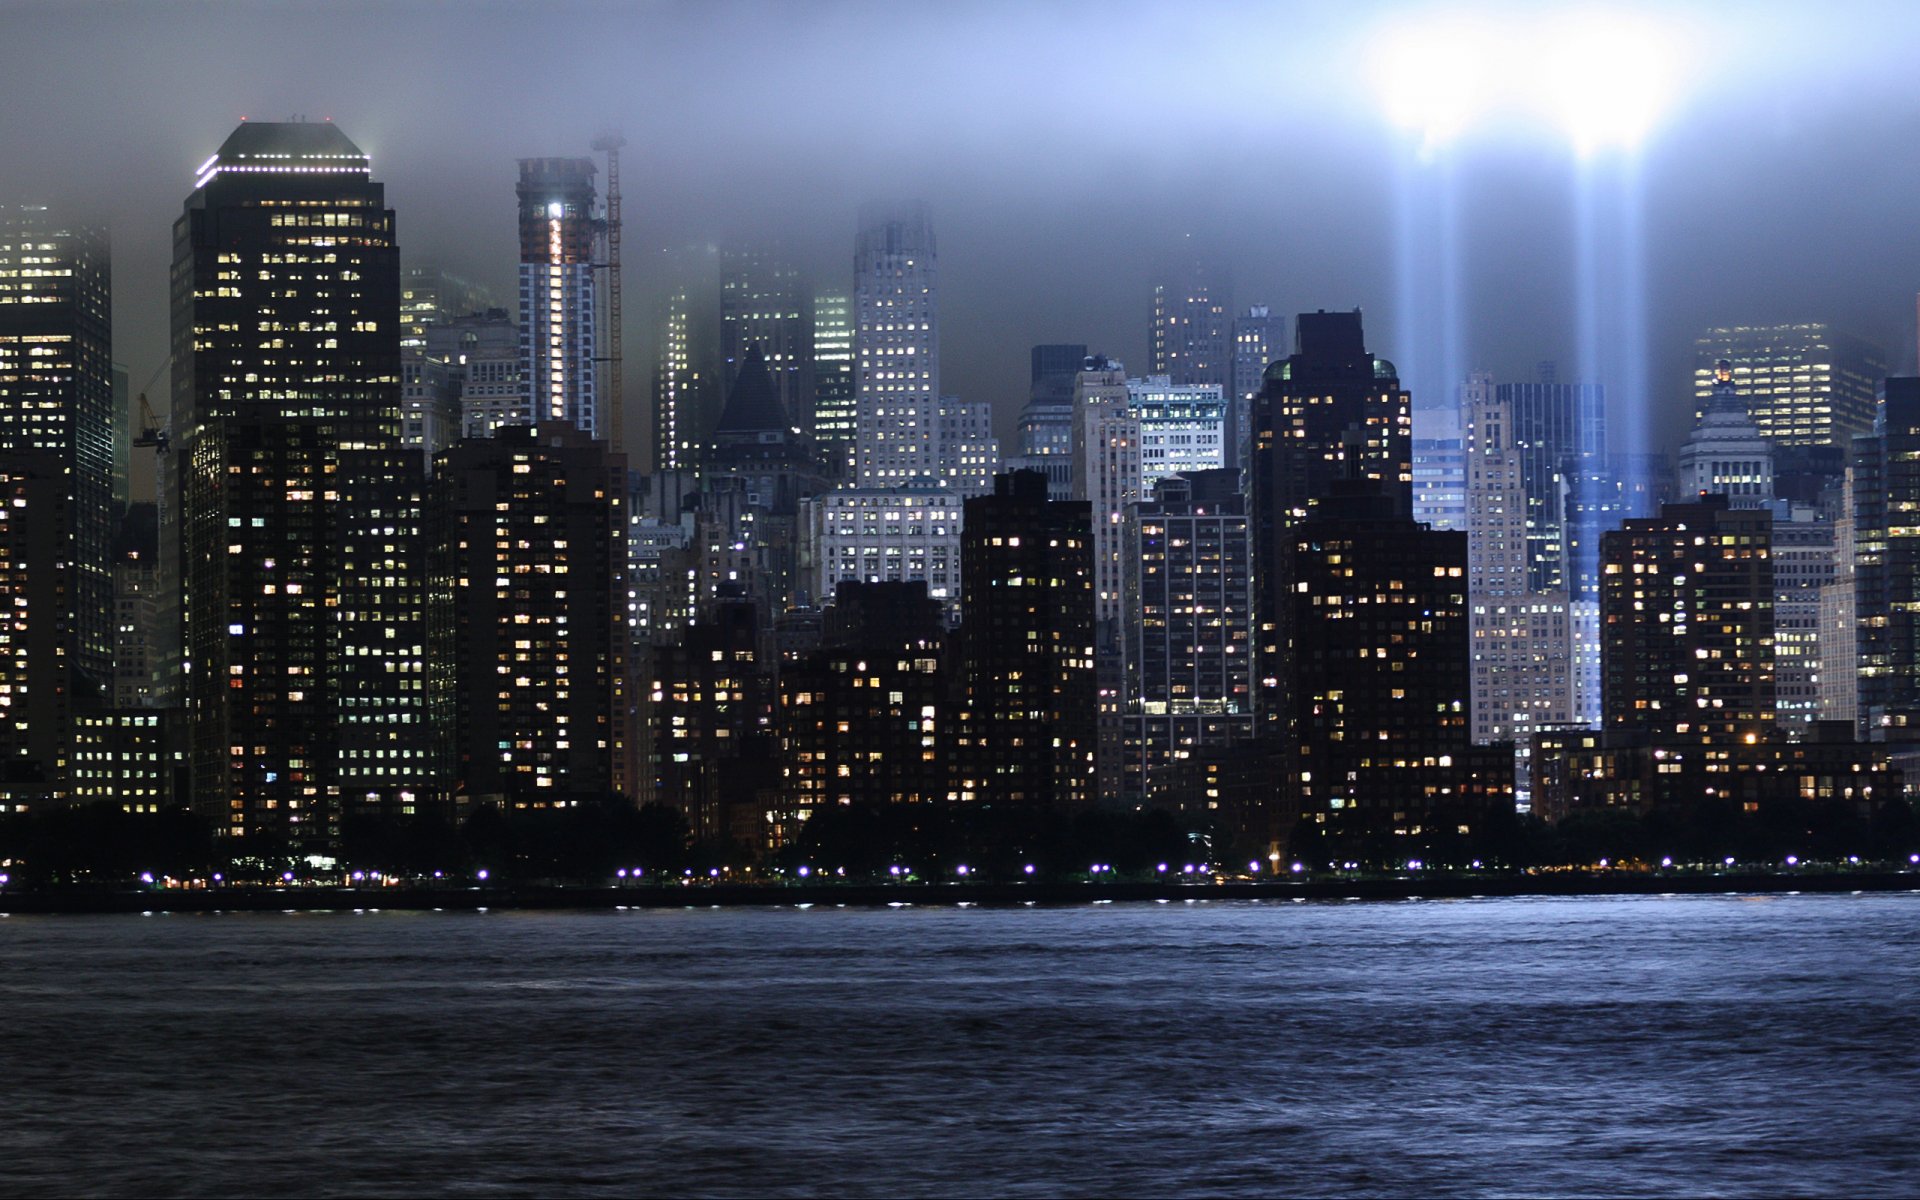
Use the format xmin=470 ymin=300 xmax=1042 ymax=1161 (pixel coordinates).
xmin=592 ymin=132 xmax=627 ymax=454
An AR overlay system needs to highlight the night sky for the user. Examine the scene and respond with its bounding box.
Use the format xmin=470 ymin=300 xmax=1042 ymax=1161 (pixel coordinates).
xmin=5 ymin=0 xmax=1919 ymax=473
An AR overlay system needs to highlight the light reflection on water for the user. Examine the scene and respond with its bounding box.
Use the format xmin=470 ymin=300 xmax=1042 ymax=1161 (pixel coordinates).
xmin=1 ymin=894 xmax=1916 ymax=1197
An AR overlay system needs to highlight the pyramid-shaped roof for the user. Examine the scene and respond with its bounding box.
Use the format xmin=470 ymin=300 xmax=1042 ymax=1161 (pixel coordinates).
xmin=715 ymin=346 xmax=790 ymax=433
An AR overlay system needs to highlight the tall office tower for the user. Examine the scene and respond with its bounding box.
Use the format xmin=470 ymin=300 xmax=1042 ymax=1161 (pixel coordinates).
xmin=777 ymin=580 xmax=947 ymax=824
xmin=650 ymin=244 xmax=722 ymax=472
xmin=1249 ymin=311 xmax=1412 ymax=727
xmin=1411 ymin=404 xmax=1467 ymax=531
xmin=400 ymin=264 xmax=491 ymax=352
xmin=437 ymin=423 xmax=630 ymax=805
xmin=1462 ymin=376 xmax=1573 ymax=806
xmin=1496 ymin=379 xmax=1607 ymax=595
xmin=1678 ymin=360 xmax=1776 ymax=507
xmin=1150 ymin=254 xmax=1231 ymax=388
xmin=1121 ymin=470 xmax=1254 ymax=805
xmin=400 ymin=347 xmax=458 ymax=471
xmin=1071 ymin=359 xmax=1138 ymax=624
xmin=1819 ymin=465 xmax=1859 ymax=728
xmin=0 ymin=207 xmax=115 ymax=714
xmin=1231 ymin=305 xmax=1283 ymax=476
xmin=1600 ymin=495 xmax=1775 ymax=744
xmin=1287 ymin=478 xmax=1510 ymax=843
xmin=721 ymin=247 xmax=813 ymax=434
xmin=854 ymin=202 xmax=940 ymax=485
xmin=810 ymin=293 xmax=856 ymax=459
xmin=111 ymin=503 xmax=159 ymax=710
xmin=954 ymin=471 xmax=1095 ymax=809
xmin=1854 ymin=377 xmax=1920 ymax=732
xmin=1772 ymin=506 xmax=1836 ymax=733
xmin=1128 ymin=375 xmax=1227 ymax=487
xmin=424 ymin=309 xmax=522 ymax=437
xmin=1006 ymin=344 xmax=1088 ymax=500
xmin=174 ymin=120 xmax=435 ymax=852
xmin=935 ymin=397 xmax=1000 ymax=497
xmin=1694 ymin=323 xmax=1886 ymax=448
xmin=700 ymin=348 xmax=832 ymax=612
xmin=517 ymin=158 xmax=603 ymax=440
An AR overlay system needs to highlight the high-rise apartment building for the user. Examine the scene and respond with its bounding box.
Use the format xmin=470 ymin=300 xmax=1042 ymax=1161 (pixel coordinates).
xmin=0 ymin=206 xmax=115 ymax=714
xmin=810 ymin=292 xmax=856 ymax=457
xmin=1287 ymin=479 xmax=1509 ymax=843
xmin=854 ymin=202 xmax=939 ymax=486
xmin=721 ymin=247 xmax=812 ymax=436
xmin=954 ymin=471 xmax=1095 ymax=809
xmin=1600 ymin=495 xmax=1775 ymax=744
xmin=517 ymin=158 xmax=603 ymax=440
xmin=173 ymin=120 xmax=434 ymax=852
xmin=1694 ymin=323 xmax=1886 ymax=448
xmin=437 ymin=423 xmax=630 ymax=805
xmin=1121 ymin=470 xmax=1254 ymax=806
xmin=1249 ymin=311 xmax=1412 ymax=726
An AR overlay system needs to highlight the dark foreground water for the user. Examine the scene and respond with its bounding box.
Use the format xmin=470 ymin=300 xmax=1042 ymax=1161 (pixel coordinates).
xmin=2 ymin=895 xmax=1917 ymax=1197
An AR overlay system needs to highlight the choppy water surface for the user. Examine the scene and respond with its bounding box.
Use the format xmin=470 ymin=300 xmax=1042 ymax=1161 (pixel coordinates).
xmin=1 ymin=893 xmax=1917 ymax=1197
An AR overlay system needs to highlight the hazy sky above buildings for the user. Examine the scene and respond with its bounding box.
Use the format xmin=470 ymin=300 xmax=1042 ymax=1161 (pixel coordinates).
xmin=5 ymin=0 xmax=1920 ymax=473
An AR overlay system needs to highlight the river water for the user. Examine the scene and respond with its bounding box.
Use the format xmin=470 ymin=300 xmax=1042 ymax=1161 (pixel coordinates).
xmin=1 ymin=893 xmax=1915 ymax=1197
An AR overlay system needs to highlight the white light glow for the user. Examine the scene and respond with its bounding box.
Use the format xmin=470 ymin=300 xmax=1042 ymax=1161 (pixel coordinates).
xmin=1375 ymin=6 xmax=1686 ymax=157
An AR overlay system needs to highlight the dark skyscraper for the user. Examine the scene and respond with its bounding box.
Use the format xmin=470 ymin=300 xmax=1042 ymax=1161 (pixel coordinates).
xmin=650 ymin=243 xmax=721 ymax=473
xmin=721 ymin=246 xmax=812 ymax=436
xmin=1248 ymin=311 xmax=1412 ymax=726
xmin=1854 ymin=377 xmax=1920 ymax=733
xmin=955 ymin=470 xmax=1095 ymax=809
xmin=1150 ymin=253 xmax=1231 ymax=389
xmin=173 ymin=120 xmax=432 ymax=852
xmin=1600 ymin=495 xmax=1775 ymax=744
xmin=0 ymin=208 xmax=114 ymax=804
xmin=438 ymin=423 xmax=630 ymax=805
xmin=1286 ymin=478 xmax=1506 ymax=845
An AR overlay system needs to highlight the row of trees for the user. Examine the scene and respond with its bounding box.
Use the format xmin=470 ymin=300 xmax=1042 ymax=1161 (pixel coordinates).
xmin=0 ymin=796 xmax=1915 ymax=887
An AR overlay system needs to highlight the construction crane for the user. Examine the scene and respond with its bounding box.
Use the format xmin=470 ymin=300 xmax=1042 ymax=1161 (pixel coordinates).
xmin=591 ymin=131 xmax=626 ymax=455
xmin=131 ymin=356 xmax=171 ymax=455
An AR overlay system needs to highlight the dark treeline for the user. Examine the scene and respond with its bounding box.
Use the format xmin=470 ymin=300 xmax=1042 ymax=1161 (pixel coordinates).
xmin=1 ymin=797 xmax=1917 ymax=887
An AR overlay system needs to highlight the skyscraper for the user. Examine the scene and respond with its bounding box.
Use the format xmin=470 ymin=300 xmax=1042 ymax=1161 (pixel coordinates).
xmin=1248 ymin=311 xmax=1412 ymax=726
xmin=650 ymin=243 xmax=721 ymax=472
xmin=1150 ymin=253 xmax=1231 ymax=389
xmin=1231 ymin=305 xmax=1283 ymax=476
xmin=1600 ymin=495 xmax=1775 ymax=744
xmin=954 ymin=471 xmax=1095 ymax=809
xmin=1496 ymin=379 xmax=1606 ymax=596
xmin=810 ymin=292 xmax=855 ymax=459
xmin=438 ymin=423 xmax=630 ymax=805
xmin=1121 ymin=470 xmax=1254 ymax=806
xmin=1005 ymin=344 xmax=1087 ymax=500
xmin=517 ymin=158 xmax=603 ymax=440
xmin=854 ymin=202 xmax=939 ymax=486
xmin=1462 ymin=375 xmax=1573 ymax=805
xmin=0 ymin=206 xmax=115 ymax=709
xmin=1854 ymin=377 xmax=1920 ymax=732
xmin=0 ymin=207 xmax=114 ymax=806
xmin=1694 ymin=323 xmax=1885 ymax=448
xmin=173 ymin=120 xmax=433 ymax=852
xmin=1677 ymin=360 xmax=1775 ymax=507
xmin=721 ymin=246 xmax=812 ymax=435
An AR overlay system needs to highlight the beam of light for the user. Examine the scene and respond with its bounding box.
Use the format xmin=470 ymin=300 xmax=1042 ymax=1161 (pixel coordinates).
xmin=1372 ymin=5 xmax=1688 ymax=156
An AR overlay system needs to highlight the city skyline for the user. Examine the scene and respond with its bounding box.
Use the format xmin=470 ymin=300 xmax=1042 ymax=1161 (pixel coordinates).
xmin=4 ymin=1 xmax=1920 ymax=484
